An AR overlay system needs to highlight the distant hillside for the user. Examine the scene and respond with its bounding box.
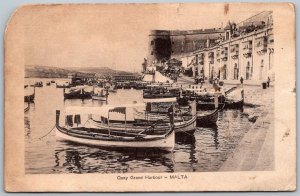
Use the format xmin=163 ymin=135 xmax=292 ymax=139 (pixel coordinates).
xmin=25 ymin=65 xmax=136 ymax=78
xmin=69 ymin=67 xmax=133 ymax=76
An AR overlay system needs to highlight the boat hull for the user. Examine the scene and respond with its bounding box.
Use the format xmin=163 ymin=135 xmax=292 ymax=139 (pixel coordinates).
xmin=89 ymin=115 xmax=196 ymax=133
xmin=224 ymin=99 xmax=244 ymax=109
xmin=196 ymin=109 xmax=219 ymax=126
xmin=55 ymin=126 xmax=174 ymax=151
xmin=24 ymin=94 xmax=34 ymax=103
xmin=92 ymin=95 xmax=107 ymax=101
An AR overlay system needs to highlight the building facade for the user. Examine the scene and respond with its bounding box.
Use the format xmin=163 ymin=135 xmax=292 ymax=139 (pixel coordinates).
xmin=147 ymin=11 xmax=274 ymax=85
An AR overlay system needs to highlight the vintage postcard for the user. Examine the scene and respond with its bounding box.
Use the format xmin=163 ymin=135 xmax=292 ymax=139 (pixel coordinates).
xmin=4 ymin=3 xmax=296 ymax=192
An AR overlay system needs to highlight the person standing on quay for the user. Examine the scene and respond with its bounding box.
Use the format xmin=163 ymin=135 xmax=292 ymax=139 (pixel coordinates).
xmin=267 ymin=77 xmax=271 ymax=87
xmin=240 ymin=77 xmax=244 ymax=87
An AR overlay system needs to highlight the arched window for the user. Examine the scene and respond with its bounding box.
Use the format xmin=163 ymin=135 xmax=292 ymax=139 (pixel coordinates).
xmin=223 ymin=64 xmax=227 ymax=80
xmin=234 ymin=63 xmax=239 ymax=80
xmin=246 ymin=61 xmax=250 ymax=80
xmin=259 ymin=59 xmax=264 ymax=80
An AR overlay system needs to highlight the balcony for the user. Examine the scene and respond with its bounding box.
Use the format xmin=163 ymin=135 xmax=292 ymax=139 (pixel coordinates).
xmin=230 ymin=44 xmax=239 ymax=59
xmin=256 ymin=37 xmax=268 ymax=55
xmin=243 ymin=47 xmax=252 ymax=58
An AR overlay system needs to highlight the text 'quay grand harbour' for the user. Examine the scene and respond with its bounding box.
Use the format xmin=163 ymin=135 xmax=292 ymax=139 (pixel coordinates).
xmin=24 ymin=11 xmax=275 ymax=174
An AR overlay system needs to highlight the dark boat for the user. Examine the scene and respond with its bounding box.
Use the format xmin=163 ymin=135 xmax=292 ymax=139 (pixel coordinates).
xmin=24 ymin=87 xmax=35 ymax=103
xmin=51 ymin=80 xmax=55 ymax=83
xmin=63 ymin=87 xmax=92 ymax=99
xmin=30 ymin=81 xmax=43 ymax=87
xmin=224 ymin=98 xmax=244 ymax=109
xmin=224 ymin=88 xmax=244 ymax=109
xmin=46 ymin=81 xmax=51 ymax=86
xmin=196 ymin=108 xmax=219 ymax=126
xmin=196 ymin=94 xmax=225 ymax=110
xmin=55 ymin=110 xmax=175 ymax=151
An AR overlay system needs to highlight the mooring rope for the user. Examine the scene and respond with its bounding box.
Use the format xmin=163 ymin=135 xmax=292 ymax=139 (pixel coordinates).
xmin=30 ymin=124 xmax=56 ymax=140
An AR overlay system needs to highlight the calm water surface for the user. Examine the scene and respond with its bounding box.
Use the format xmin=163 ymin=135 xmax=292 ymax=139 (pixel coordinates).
xmin=25 ymin=78 xmax=261 ymax=174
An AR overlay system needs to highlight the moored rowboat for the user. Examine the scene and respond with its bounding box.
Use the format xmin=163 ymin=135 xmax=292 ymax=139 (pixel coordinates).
xmin=55 ymin=108 xmax=175 ymax=151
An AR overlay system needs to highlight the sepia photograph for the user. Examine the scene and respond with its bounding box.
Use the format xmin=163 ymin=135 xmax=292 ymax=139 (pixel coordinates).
xmin=5 ymin=3 xmax=296 ymax=192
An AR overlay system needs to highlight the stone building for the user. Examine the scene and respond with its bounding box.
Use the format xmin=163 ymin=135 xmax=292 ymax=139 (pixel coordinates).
xmin=147 ymin=11 xmax=274 ymax=85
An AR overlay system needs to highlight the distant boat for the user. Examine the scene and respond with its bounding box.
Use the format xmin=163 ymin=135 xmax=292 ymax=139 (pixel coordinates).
xmin=92 ymin=87 xmax=109 ymax=101
xmin=63 ymin=86 xmax=92 ymax=99
xmin=46 ymin=81 xmax=51 ymax=86
xmin=106 ymin=85 xmax=117 ymax=93
xmin=24 ymin=87 xmax=35 ymax=103
xmin=56 ymin=81 xmax=71 ymax=88
xmin=30 ymin=81 xmax=43 ymax=87
xmin=51 ymin=80 xmax=55 ymax=83
xmin=55 ymin=108 xmax=175 ymax=151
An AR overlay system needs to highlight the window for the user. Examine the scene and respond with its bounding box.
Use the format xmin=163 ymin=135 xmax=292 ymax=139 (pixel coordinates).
xmin=259 ymin=59 xmax=264 ymax=80
xmin=234 ymin=63 xmax=239 ymax=80
xmin=223 ymin=64 xmax=227 ymax=80
xmin=246 ymin=61 xmax=250 ymax=80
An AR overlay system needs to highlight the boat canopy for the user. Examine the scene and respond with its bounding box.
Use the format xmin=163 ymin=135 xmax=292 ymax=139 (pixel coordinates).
xmin=64 ymin=103 xmax=146 ymax=116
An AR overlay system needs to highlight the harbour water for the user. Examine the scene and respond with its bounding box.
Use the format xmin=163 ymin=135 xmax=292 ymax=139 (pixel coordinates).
xmin=24 ymin=78 xmax=272 ymax=174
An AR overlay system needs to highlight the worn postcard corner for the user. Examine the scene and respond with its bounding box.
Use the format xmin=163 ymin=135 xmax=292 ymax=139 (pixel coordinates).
xmin=4 ymin=2 xmax=296 ymax=192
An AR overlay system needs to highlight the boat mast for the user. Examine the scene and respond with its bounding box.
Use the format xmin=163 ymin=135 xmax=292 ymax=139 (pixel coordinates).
xmin=124 ymin=108 xmax=127 ymax=130
xmin=108 ymin=111 xmax=110 ymax=136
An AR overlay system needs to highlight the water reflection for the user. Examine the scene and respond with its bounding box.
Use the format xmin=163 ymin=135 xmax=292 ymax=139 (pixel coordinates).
xmin=54 ymin=140 xmax=175 ymax=173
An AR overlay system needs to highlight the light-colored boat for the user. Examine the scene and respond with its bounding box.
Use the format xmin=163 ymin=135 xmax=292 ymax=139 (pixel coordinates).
xmin=89 ymin=100 xmax=197 ymax=133
xmin=55 ymin=105 xmax=175 ymax=151
xmin=92 ymin=87 xmax=109 ymax=101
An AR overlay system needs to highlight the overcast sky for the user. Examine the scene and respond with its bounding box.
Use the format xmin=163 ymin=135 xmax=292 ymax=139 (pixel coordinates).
xmin=22 ymin=4 xmax=261 ymax=71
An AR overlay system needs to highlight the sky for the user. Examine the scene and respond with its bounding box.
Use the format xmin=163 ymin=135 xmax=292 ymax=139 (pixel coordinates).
xmin=21 ymin=3 xmax=261 ymax=72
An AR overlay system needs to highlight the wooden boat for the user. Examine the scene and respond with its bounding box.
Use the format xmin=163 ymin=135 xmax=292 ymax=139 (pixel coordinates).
xmin=30 ymin=81 xmax=43 ymax=87
xmin=63 ymin=87 xmax=92 ymax=99
xmin=24 ymin=87 xmax=35 ymax=103
xmin=56 ymin=81 xmax=71 ymax=88
xmin=106 ymin=85 xmax=117 ymax=93
xmin=55 ymin=109 xmax=175 ymax=151
xmin=51 ymin=80 xmax=55 ymax=83
xmin=196 ymin=108 xmax=219 ymax=126
xmin=92 ymin=87 xmax=109 ymax=101
xmin=224 ymin=87 xmax=244 ymax=109
xmin=196 ymin=93 xmax=225 ymax=110
xmin=224 ymin=98 xmax=244 ymax=109
xmin=46 ymin=81 xmax=51 ymax=86
xmin=90 ymin=100 xmax=196 ymax=133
